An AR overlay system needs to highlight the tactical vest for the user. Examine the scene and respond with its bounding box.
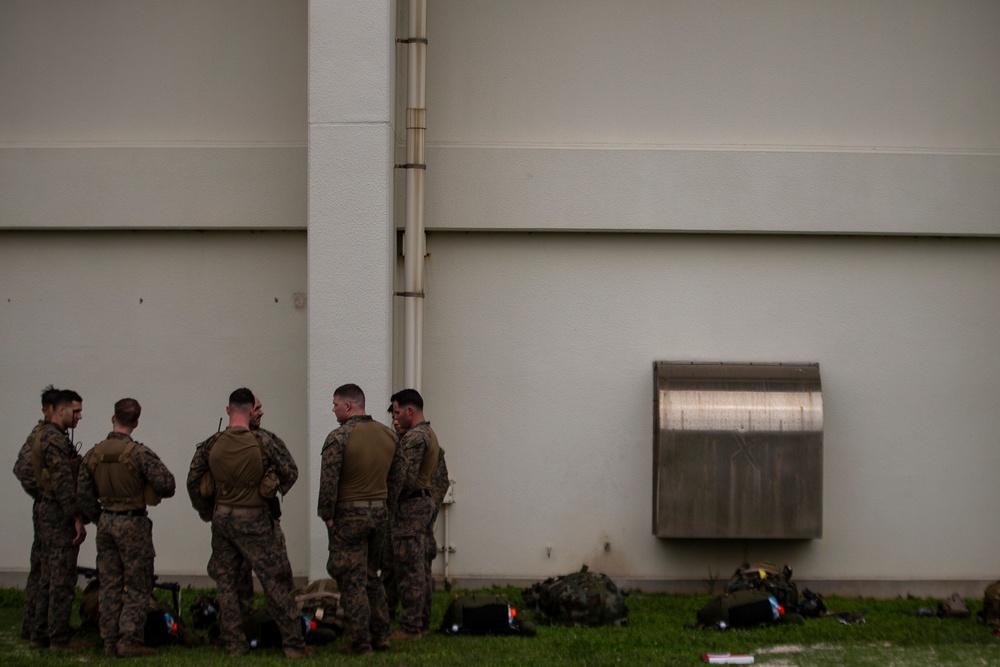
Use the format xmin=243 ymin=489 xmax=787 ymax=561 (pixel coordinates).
xmin=336 ymin=419 xmax=397 ymax=503
xmin=412 ymin=423 xmax=441 ymax=491
xmin=208 ymin=428 xmax=268 ymax=508
xmin=86 ymin=436 xmax=158 ymax=511
xmin=30 ymin=423 xmax=79 ymax=499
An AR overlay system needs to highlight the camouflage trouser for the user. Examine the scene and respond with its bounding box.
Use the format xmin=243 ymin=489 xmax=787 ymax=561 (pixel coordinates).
xmin=379 ymin=533 xmax=397 ymax=618
xmin=208 ymin=511 xmax=304 ymax=655
xmin=422 ymin=506 xmax=440 ymax=631
xmin=391 ymin=495 xmax=434 ymax=633
xmin=31 ymin=498 xmax=80 ymax=645
xmin=226 ymin=518 xmax=287 ymax=615
xmin=326 ymin=505 xmax=390 ymax=651
xmin=21 ymin=501 xmax=43 ymax=639
xmin=96 ymin=513 xmax=155 ymax=650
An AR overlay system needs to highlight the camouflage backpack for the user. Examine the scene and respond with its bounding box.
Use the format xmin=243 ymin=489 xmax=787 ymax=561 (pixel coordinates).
xmin=725 ymin=561 xmax=799 ymax=609
xmin=521 ymin=565 xmax=629 ymax=627
xmin=294 ymin=579 xmax=344 ymax=644
xmin=981 ymin=581 xmax=1000 ymax=627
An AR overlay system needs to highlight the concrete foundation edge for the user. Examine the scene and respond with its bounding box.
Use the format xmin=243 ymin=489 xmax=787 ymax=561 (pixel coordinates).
xmin=1 ymin=571 xmax=994 ymax=599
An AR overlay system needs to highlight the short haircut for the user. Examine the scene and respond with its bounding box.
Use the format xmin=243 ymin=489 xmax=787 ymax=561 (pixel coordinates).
xmin=40 ymin=385 xmax=59 ymax=408
xmin=114 ymin=398 xmax=141 ymax=427
xmin=334 ymin=383 xmax=365 ymax=409
xmin=53 ymin=389 xmax=82 ymax=409
xmin=228 ymin=387 xmax=255 ymax=409
xmin=390 ymin=388 xmax=423 ymax=410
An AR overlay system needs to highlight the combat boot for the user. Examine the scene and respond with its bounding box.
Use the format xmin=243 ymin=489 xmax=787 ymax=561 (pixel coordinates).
xmin=117 ymin=644 xmax=156 ymax=657
xmin=388 ymin=628 xmax=422 ymax=641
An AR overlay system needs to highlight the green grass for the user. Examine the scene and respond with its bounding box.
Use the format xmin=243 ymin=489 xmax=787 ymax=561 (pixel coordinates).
xmin=2 ymin=586 xmax=998 ymax=666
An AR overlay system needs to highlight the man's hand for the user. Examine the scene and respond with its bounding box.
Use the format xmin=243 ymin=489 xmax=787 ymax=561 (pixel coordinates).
xmin=72 ymin=516 xmax=87 ymax=546
xmin=325 ymin=518 xmax=334 ymax=529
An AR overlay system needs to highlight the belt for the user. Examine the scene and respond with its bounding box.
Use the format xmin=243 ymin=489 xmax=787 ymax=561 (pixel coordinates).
xmin=404 ymin=489 xmax=431 ymax=501
xmin=103 ymin=508 xmax=146 ymax=517
xmin=335 ymin=499 xmax=386 ymax=509
xmin=214 ymin=505 xmax=266 ymax=517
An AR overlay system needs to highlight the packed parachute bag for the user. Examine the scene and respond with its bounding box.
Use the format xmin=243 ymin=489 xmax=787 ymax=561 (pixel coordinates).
xmin=521 ymin=565 xmax=629 ymax=627
xmin=440 ymin=593 xmax=536 ymax=636
xmin=293 ymin=578 xmax=344 ymax=644
xmin=725 ymin=561 xmax=800 ymax=610
xmin=693 ymin=590 xmax=793 ymax=630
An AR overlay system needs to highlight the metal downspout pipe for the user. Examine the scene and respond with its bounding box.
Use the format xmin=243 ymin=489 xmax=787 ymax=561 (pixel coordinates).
xmin=400 ymin=1 xmax=454 ymax=583
xmin=401 ymin=0 xmax=426 ymax=394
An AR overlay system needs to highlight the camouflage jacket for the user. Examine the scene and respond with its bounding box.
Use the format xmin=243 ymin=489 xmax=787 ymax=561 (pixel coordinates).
xmin=317 ymin=416 xmax=406 ymax=521
xmin=13 ymin=420 xmax=45 ymax=500
xmin=253 ymin=426 xmax=298 ymax=496
xmin=77 ymin=432 xmax=177 ymax=522
xmin=431 ymin=447 xmax=450 ymax=506
xmin=398 ymin=421 xmax=440 ymax=494
xmin=33 ymin=421 xmax=84 ymax=519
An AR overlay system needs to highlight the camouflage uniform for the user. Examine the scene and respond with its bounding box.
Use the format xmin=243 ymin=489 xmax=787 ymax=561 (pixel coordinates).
xmin=421 ymin=448 xmax=450 ymax=631
xmin=231 ymin=427 xmax=296 ymax=615
xmin=318 ymin=416 xmax=404 ymax=653
xmin=382 ymin=447 xmax=450 ymax=629
xmin=187 ymin=427 xmax=304 ymax=656
xmin=391 ymin=421 xmax=440 ymax=635
xmin=77 ymin=432 xmax=176 ymax=654
xmin=29 ymin=422 xmax=85 ymax=647
xmin=12 ymin=420 xmax=45 ymax=639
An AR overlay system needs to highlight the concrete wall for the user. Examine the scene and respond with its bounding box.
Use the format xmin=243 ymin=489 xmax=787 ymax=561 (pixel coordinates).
xmin=421 ymin=232 xmax=1000 ymax=594
xmin=0 ymin=230 xmax=309 ymax=579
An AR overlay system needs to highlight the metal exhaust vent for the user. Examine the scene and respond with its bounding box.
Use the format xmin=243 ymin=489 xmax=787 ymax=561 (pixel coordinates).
xmin=653 ymin=362 xmax=822 ymax=539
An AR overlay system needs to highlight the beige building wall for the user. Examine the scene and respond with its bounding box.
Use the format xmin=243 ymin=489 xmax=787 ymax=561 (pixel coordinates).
xmin=1 ymin=1 xmax=998 ymax=593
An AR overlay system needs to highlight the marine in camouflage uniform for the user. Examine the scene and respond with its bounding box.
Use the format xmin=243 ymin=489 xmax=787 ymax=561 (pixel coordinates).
xmin=388 ymin=389 xmax=440 ymax=640
xmin=421 ymin=447 xmax=450 ymax=632
xmin=227 ymin=394 xmax=298 ymax=616
xmin=12 ymin=386 xmax=59 ymax=641
xmin=29 ymin=389 xmax=89 ymax=650
xmin=77 ymin=398 xmax=176 ymax=658
xmin=187 ymin=388 xmax=306 ymax=658
xmin=318 ymin=384 xmax=405 ymax=656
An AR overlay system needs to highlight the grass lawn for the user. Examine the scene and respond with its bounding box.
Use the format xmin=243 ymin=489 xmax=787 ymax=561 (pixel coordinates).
xmin=2 ymin=586 xmax=998 ymax=666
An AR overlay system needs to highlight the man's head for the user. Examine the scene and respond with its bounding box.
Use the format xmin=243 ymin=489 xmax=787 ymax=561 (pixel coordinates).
xmin=250 ymin=394 xmax=263 ymax=429
xmin=390 ymin=388 xmax=424 ymax=433
xmin=332 ymin=384 xmax=365 ymax=425
xmin=40 ymin=385 xmax=59 ymax=420
xmin=51 ymin=389 xmax=83 ymax=430
xmin=226 ymin=387 xmax=255 ymax=426
xmin=113 ymin=398 xmax=141 ymax=430
xmin=387 ymin=404 xmax=406 ymax=436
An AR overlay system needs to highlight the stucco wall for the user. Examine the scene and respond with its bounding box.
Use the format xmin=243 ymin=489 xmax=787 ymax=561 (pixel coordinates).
xmin=0 ymin=231 xmax=309 ymax=578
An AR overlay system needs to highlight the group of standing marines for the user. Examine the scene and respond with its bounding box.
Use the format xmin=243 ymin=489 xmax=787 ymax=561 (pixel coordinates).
xmin=13 ymin=382 xmax=448 ymax=659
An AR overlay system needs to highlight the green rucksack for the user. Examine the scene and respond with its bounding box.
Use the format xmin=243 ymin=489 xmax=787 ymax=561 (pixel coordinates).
xmin=521 ymin=565 xmax=629 ymax=627
xmin=440 ymin=593 xmax=535 ymax=636
xmin=725 ymin=561 xmax=799 ymax=609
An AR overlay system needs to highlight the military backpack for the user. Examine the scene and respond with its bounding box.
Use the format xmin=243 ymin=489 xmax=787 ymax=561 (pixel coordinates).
xmin=725 ymin=561 xmax=799 ymax=609
xmin=696 ymin=590 xmax=786 ymax=629
xmin=521 ymin=565 xmax=629 ymax=627
xmin=981 ymin=580 xmax=1000 ymax=627
xmin=440 ymin=593 xmax=535 ymax=636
